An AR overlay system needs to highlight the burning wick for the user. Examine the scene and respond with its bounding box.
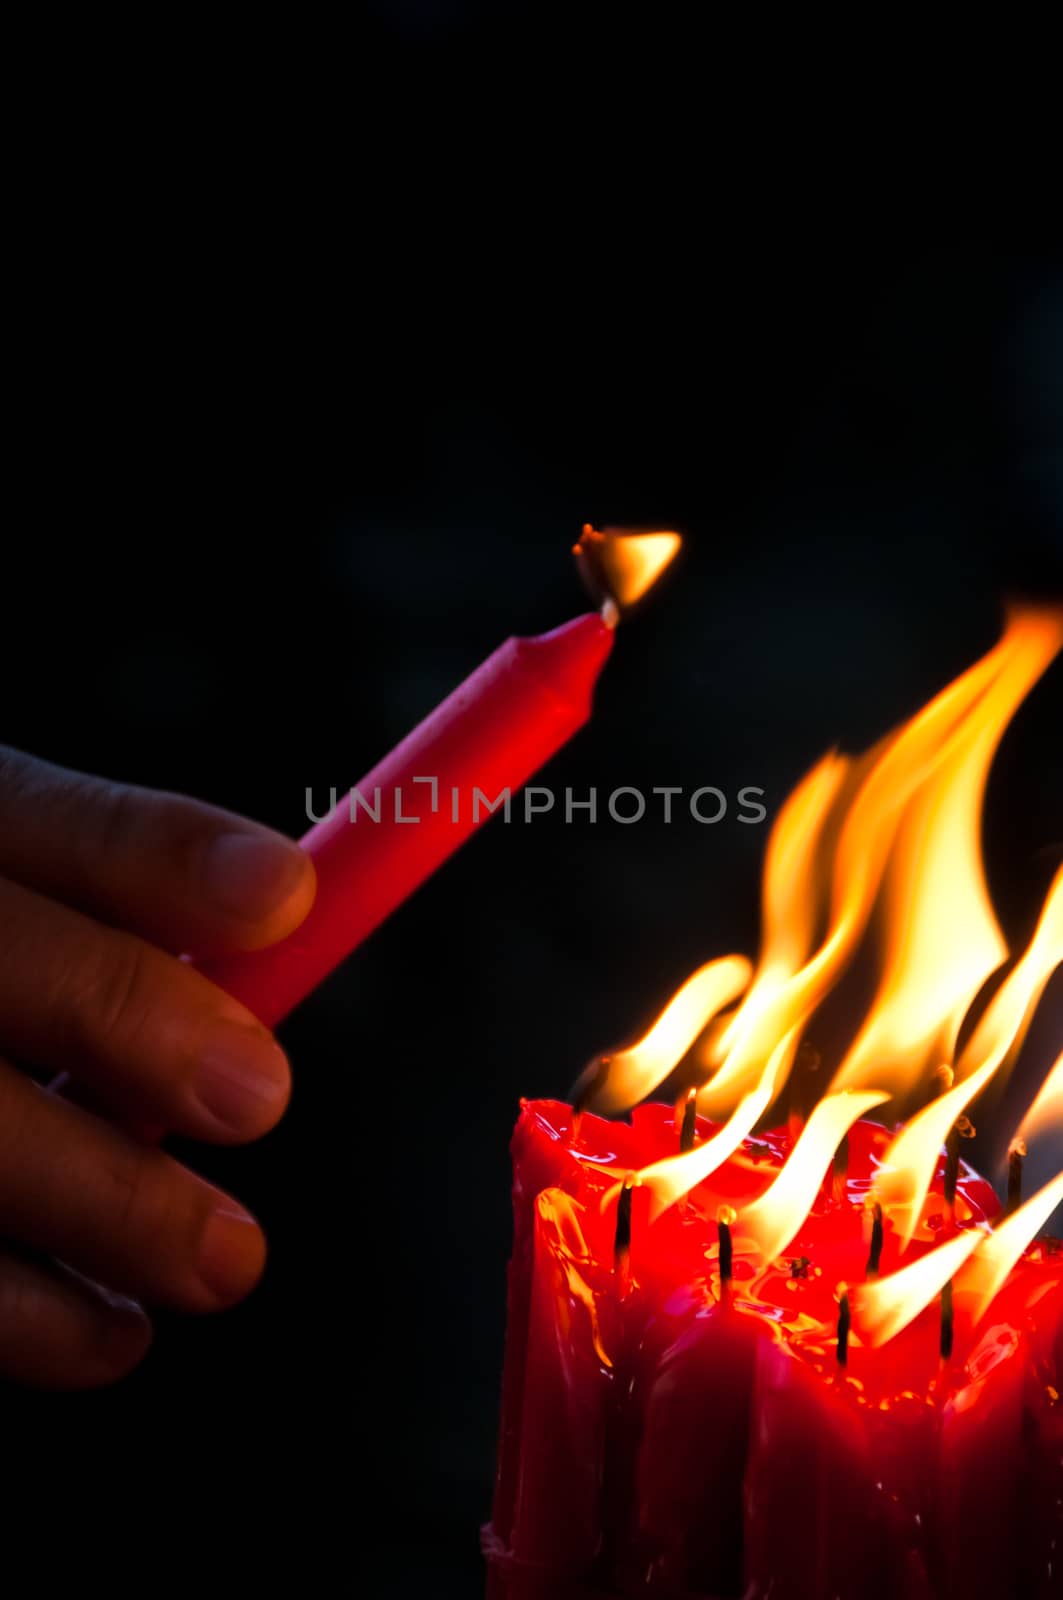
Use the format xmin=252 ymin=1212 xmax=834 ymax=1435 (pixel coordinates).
xmin=940 ymin=1279 xmax=955 ymax=1363
xmin=788 ymin=1040 xmax=822 ymax=1138
xmin=836 ymin=1284 xmax=851 ymax=1368
xmin=573 ymin=524 xmax=682 ymax=620
xmin=944 ymin=1114 xmax=976 ymax=1212
xmin=832 ymin=1131 xmax=850 ymax=1202
xmin=614 ymin=1174 xmax=637 ymax=1298
xmin=679 ymin=1087 xmax=698 ymax=1153
xmin=865 ymin=1201 xmax=884 ymax=1279
xmin=717 ymin=1205 xmax=736 ymax=1297
xmin=569 ymin=1057 xmax=610 ymax=1136
xmin=1005 ymin=1137 xmax=1026 ymax=1217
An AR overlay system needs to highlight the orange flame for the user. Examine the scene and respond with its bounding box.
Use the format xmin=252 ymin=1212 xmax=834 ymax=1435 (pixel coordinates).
xmin=692 ymin=614 xmax=1052 ymax=1120
xmin=573 ymin=955 xmax=751 ymax=1117
xmin=574 ymin=525 xmax=682 ymax=614
xmin=958 ymin=1170 xmax=1063 ymax=1326
xmin=830 ymin=618 xmax=1063 ymax=1103
xmin=852 ymin=1229 xmax=981 ymax=1347
xmin=876 ymin=864 xmax=1063 ymax=1243
xmin=738 ymin=1089 xmax=889 ymax=1262
xmin=581 ymin=605 xmax=1063 ymax=1340
xmin=1018 ymin=1048 xmax=1063 ymax=1145
xmin=609 ymin=1029 xmax=797 ymax=1221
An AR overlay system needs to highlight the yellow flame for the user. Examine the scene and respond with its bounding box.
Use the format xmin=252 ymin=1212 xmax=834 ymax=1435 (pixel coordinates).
xmin=954 ymin=865 xmax=1063 ymax=1083
xmin=574 ymin=525 xmax=682 ymax=612
xmin=853 ymin=1230 xmax=981 ymax=1347
xmin=831 ymin=619 xmax=1063 ymax=1102
xmin=874 ymin=1063 xmax=995 ymax=1243
xmin=576 ymin=604 xmax=1063 ymax=1323
xmin=958 ymin=1170 xmax=1063 ymax=1325
xmin=622 ymin=1029 xmax=796 ymax=1221
xmin=1018 ymin=1049 xmax=1063 ymax=1144
xmin=576 ymin=955 xmax=751 ymax=1116
xmin=878 ymin=865 xmax=1063 ymax=1242
xmin=738 ymin=1090 xmax=889 ymax=1262
xmin=695 ymin=617 xmax=1040 ymax=1120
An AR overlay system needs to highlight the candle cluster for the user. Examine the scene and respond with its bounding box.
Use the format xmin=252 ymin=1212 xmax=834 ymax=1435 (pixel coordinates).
xmin=487 ymin=605 xmax=1063 ymax=1599
xmin=485 ymin=1100 xmax=1062 ymax=1599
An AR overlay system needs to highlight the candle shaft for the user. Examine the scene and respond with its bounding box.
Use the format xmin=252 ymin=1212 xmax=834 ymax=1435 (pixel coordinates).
xmin=198 ymin=614 xmax=613 ymax=1024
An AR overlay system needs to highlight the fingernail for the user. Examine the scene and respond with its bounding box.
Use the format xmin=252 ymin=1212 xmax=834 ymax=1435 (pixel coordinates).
xmin=197 ymin=1204 xmax=266 ymax=1305
xmin=196 ymin=1024 xmax=290 ymax=1134
xmin=202 ymin=830 xmax=309 ymax=920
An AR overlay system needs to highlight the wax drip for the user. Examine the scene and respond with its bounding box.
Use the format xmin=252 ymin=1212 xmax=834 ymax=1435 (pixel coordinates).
xmin=679 ymin=1087 xmax=698 ymax=1153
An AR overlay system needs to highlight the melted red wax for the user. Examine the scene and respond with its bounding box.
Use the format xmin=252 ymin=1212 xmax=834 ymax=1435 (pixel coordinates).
xmin=487 ymin=1099 xmax=1063 ymax=1600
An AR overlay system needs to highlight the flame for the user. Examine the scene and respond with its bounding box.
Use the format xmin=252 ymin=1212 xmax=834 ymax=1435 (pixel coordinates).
xmin=693 ymin=613 xmax=1054 ymax=1119
xmin=619 ymin=1029 xmax=797 ymax=1221
xmin=954 ymin=864 xmax=1063 ymax=1083
xmin=958 ymin=1170 xmax=1063 ymax=1325
xmin=830 ymin=618 xmax=1063 ymax=1102
xmin=852 ymin=1229 xmax=981 ymax=1347
xmin=876 ymin=865 xmax=1063 ymax=1242
xmin=1018 ymin=1049 xmax=1063 ymax=1144
xmin=573 ymin=955 xmax=751 ymax=1116
xmin=574 ymin=605 xmax=1063 ymax=1342
xmin=738 ymin=1089 xmax=889 ymax=1263
xmin=574 ymin=524 xmax=682 ymax=613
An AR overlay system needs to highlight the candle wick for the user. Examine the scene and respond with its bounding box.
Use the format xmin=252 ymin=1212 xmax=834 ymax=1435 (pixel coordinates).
xmin=788 ymin=1040 xmax=822 ymax=1140
xmin=614 ymin=1174 xmax=636 ymax=1298
xmin=600 ymin=598 xmax=620 ymax=630
xmin=865 ymin=1201 xmax=884 ymax=1280
xmin=568 ymin=1056 xmax=610 ymax=1122
xmin=680 ymin=1088 xmax=698 ymax=1154
xmin=716 ymin=1206 xmax=736 ymax=1298
xmin=940 ymin=1278 xmax=955 ymax=1363
xmin=836 ymin=1287 xmax=851 ymax=1368
xmin=1004 ymin=1137 xmax=1026 ymax=1217
xmin=944 ymin=1114 xmax=975 ymax=1215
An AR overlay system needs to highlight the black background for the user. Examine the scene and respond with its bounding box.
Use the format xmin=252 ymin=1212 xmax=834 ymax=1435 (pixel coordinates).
xmin=2 ymin=19 xmax=1062 ymax=1593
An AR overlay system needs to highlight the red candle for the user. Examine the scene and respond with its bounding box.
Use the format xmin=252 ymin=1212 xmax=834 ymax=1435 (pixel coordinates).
xmin=196 ymin=526 xmax=681 ymax=1026
xmin=484 ymin=1103 xmax=1063 ymax=1599
xmin=197 ymin=612 xmax=614 ymax=1025
xmin=486 ymin=608 xmax=1063 ymax=1598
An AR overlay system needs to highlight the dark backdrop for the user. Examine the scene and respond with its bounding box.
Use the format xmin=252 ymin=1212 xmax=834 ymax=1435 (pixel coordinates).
xmin=2 ymin=87 xmax=1061 ymax=1596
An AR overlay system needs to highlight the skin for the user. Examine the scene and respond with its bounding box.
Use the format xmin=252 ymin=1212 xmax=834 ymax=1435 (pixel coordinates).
xmin=0 ymin=745 xmax=316 ymax=1388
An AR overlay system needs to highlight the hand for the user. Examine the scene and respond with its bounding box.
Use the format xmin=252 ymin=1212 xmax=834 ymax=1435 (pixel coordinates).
xmin=0 ymin=746 xmax=315 ymax=1388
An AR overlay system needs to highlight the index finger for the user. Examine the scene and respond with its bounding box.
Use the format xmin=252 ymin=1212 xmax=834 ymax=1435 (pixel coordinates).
xmin=0 ymin=745 xmax=315 ymax=956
